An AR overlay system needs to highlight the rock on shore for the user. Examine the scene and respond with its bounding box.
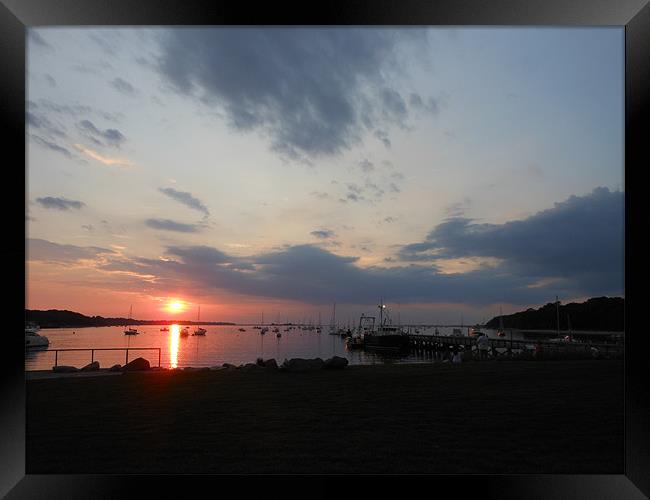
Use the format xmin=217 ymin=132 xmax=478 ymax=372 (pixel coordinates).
xmin=52 ymin=365 xmax=78 ymax=373
xmin=323 ymin=356 xmax=348 ymax=369
xmin=281 ymin=358 xmax=325 ymax=372
xmin=123 ymin=357 xmax=150 ymax=371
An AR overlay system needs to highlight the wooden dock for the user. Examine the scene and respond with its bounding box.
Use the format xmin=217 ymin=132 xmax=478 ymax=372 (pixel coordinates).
xmin=405 ymin=334 xmax=623 ymax=359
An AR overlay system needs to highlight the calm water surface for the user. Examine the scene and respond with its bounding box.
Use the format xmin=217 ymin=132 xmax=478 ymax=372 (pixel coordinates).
xmin=25 ymin=325 xmax=509 ymax=371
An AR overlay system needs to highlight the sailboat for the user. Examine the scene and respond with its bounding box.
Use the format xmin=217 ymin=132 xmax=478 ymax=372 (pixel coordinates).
xmin=124 ymin=305 xmax=139 ymax=335
xmin=328 ymin=302 xmax=338 ymax=335
xmin=497 ymin=307 xmax=506 ymax=336
xmin=193 ymin=306 xmax=207 ymax=336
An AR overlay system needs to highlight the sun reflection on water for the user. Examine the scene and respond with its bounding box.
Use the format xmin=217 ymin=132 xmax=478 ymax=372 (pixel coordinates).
xmin=170 ymin=324 xmax=179 ymax=368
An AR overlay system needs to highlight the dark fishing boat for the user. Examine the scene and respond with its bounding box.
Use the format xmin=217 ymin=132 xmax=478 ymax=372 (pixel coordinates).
xmin=361 ymin=300 xmax=410 ymax=351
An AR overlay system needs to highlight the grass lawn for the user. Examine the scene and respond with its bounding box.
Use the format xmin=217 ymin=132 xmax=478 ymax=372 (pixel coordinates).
xmin=26 ymin=360 xmax=623 ymax=474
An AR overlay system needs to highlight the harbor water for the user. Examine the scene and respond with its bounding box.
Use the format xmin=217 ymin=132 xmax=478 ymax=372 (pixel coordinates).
xmin=25 ymin=324 xmax=511 ymax=371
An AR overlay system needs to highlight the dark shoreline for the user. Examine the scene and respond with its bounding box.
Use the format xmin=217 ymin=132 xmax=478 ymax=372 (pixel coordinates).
xmin=26 ymin=360 xmax=623 ymax=474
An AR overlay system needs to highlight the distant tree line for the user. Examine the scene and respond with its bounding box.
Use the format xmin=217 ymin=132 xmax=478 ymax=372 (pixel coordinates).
xmin=485 ymin=297 xmax=624 ymax=332
xmin=25 ymin=309 xmax=235 ymax=328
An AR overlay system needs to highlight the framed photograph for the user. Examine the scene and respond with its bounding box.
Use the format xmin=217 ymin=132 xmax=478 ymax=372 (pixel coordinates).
xmin=2 ymin=0 xmax=648 ymax=497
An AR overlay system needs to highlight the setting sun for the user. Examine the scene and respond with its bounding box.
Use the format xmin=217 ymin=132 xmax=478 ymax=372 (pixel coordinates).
xmin=166 ymin=300 xmax=186 ymax=313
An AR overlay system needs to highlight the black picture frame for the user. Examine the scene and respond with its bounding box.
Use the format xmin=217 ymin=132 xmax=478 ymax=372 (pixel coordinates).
xmin=2 ymin=0 xmax=648 ymax=497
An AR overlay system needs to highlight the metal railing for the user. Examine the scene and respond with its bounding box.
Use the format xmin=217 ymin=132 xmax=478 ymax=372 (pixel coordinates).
xmin=45 ymin=347 xmax=162 ymax=369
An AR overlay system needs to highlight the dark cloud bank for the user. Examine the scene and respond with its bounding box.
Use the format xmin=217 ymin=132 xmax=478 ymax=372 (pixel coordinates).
xmin=30 ymin=188 xmax=624 ymax=307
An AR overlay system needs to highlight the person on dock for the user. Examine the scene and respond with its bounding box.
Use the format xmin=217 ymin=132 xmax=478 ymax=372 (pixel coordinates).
xmin=477 ymin=333 xmax=489 ymax=360
xmin=451 ymin=344 xmax=461 ymax=364
xmin=433 ymin=342 xmax=443 ymax=361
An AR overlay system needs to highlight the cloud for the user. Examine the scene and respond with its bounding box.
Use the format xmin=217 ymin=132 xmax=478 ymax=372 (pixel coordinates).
xmin=310 ymin=191 xmax=329 ymax=199
xmin=374 ymin=129 xmax=391 ymax=148
xmin=110 ymin=77 xmax=138 ymax=97
xmin=398 ymin=187 xmax=624 ymax=294
xmin=36 ymin=196 xmax=85 ymax=211
xmin=26 ymin=110 xmax=67 ymax=139
xmin=310 ymin=229 xmax=335 ymax=239
xmin=73 ymin=183 xmax=623 ymax=308
xmin=30 ymin=135 xmax=72 ymax=158
xmin=158 ymin=187 xmax=209 ymax=217
xmin=94 ymin=242 xmax=563 ymax=306
xmin=155 ymin=28 xmax=431 ymax=161
xmin=28 ymin=98 xmax=122 ymax=123
xmin=44 ymin=74 xmax=57 ymax=87
xmin=444 ymin=198 xmax=471 ymax=217
xmin=358 ymin=159 xmax=374 ymax=172
xmin=166 ymin=245 xmax=233 ymax=264
xmin=27 ymin=238 xmax=114 ymax=263
xmin=73 ymin=144 xmax=133 ymax=166
xmin=409 ymin=92 xmax=440 ymax=114
xmin=77 ymin=120 xmax=126 ymax=147
xmin=145 ymin=219 xmax=203 ymax=233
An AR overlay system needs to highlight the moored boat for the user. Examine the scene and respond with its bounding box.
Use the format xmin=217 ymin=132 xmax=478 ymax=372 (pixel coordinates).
xmin=193 ymin=306 xmax=207 ymax=335
xmin=361 ymin=300 xmax=411 ymax=351
xmin=25 ymin=323 xmax=49 ymax=348
xmin=123 ymin=305 xmax=140 ymax=335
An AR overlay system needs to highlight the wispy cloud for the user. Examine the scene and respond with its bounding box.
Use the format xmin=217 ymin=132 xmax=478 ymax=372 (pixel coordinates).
xmin=77 ymin=120 xmax=126 ymax=148
xmin=310 ymin=229 xmax=336 ymax=239
xmin=145 ymin=219 xmax=203 ymax=233
xmin=110 ymin=77 xmax=138 ymax=97
xmin=158 ymin=187 xmax=209 ymax=217
xmin=36 ymin=196 xmax=85 ymax=211
xmin=73 ymin=144 xmax=134 ymax=166
xmin=30 ymin=135 xmax=72 ymax=158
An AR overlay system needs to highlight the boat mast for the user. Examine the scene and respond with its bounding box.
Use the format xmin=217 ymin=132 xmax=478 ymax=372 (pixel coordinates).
xmin=499 ymin=306 xmax=504 ymax=330
xmin=556 ymin=296 xmax=560 ymax=336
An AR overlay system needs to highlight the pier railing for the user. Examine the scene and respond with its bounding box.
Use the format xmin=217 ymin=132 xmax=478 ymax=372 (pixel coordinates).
xmin=44 ymin=348 xmax=162 ymax=369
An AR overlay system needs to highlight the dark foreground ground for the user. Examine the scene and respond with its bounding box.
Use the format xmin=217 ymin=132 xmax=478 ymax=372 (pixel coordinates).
xmin=27 ymin=360 xmax=623 ymax=474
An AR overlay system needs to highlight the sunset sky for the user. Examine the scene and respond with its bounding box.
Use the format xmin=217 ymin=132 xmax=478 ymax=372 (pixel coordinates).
xmin=26 ymin=27 xmax=624 ymax=324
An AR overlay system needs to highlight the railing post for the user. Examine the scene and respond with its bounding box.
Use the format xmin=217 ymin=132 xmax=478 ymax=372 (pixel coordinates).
xmin=91 ymin=350 xmax=94 ymax=363
xmin=158 ymin=348 xmax=161 ymax=368
xmin=125 ymin=349 xmax=129 ymax=366
xmin=54 ymin=350 xmax=58 ymax=367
